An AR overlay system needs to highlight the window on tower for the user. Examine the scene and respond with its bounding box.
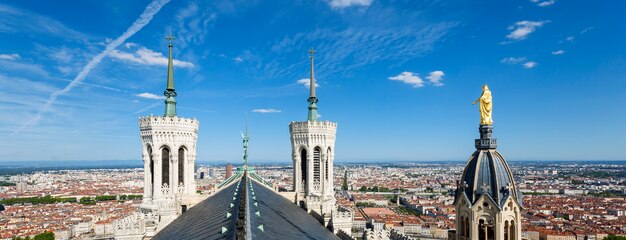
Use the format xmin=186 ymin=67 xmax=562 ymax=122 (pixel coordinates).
xmin=162 ymin=147 xmax=170 ymax=186
xmin=178 ymin=147 xmax=185 ymax=186
xmin=313 ymin=147 xmax=321 ymax=182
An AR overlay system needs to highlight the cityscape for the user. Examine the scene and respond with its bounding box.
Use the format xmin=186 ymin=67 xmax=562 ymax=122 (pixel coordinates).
xmin=0 ymin=161 xmax=624 ymax=239
xmin=2 ymin=0 xmax=626 ymax=240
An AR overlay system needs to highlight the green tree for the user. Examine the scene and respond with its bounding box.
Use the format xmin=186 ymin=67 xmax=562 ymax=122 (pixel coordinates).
xmin=603 ymin=236 xmax=626 ymax=240
xmin=33 ymin=232 xmax=54 ymax=240
xmin=359 ymin=186 xmax=367 ymax=192
xmin=80 ymin=197 xmax=96 ymax=205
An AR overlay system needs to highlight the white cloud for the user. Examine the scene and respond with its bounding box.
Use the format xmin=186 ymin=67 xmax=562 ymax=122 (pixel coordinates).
xmin=389 ymin=72 xmax=424 ymax=88
xmin=501 ymin=57 xmax=527 ymax=64
xmin=552 ymin=50 xmax=565 ymax=55
xmin=523 ymin=61 xmax=538 ymax=69
xmin=136 ymin=92 xmax=165 ymax=100
xmin=16 ymin=0 xmax=172 ymax=133
xmin=233 ymin=57 xmax=243 ymax=63
xmin=0 ymin=53 xmax=19 ymax=60
xmin=252 ymin=108 xmax=281 ymax=113
xmin=124 ymin=42 xmax=137 ymax=48
xmin=581 ymin=27 xmax=593 ymax=34
xmin=506 ymin=21 xmax=548 ymax=40
xmin=109 ymin=47 xmax=194 ymax=68
xmin=328 ymin=0 xmax=373 ymax=9
xmin=530 ymin=0 xmax=556 ymax=7
xmin=426 ymin=70 xmax=444 ymax=87
xmin=296 ymin=78 xmax=319 ymax=88
xmin=566 ymin=36 xmax=574 ymax=42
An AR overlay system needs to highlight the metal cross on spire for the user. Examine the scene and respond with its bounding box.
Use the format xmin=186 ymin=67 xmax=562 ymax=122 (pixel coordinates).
xmin=165 ymin=28 xmax=175 ymax=45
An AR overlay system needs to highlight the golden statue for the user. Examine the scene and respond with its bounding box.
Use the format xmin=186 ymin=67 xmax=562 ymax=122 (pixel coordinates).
xmin=472 ymin=85 xmax=493 ymax=125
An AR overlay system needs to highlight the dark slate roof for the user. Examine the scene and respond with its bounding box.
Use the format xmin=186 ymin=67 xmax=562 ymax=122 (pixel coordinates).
xmin=153 ymin=174 xmax=338 ymax=240
xmin=153 ymin=179 xmax=243 ymax=240
xmin=247 ymin=179 xmax=339 ymax=240
xmin=457 ymin=149 xmax=522 ymax=207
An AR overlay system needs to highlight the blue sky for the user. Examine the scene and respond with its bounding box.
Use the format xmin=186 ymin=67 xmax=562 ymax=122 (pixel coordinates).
xmin=1 ymin=0 xmax=625 ymax=162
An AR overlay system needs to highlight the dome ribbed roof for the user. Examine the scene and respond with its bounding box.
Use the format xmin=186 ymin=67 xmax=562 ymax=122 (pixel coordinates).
xmin=457 ymin=149 xmax=521 ymax=207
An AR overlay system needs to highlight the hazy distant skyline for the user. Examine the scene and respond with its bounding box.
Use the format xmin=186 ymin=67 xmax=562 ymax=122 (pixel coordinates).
xmin=1 ymin=0 xmax=625 ymax=162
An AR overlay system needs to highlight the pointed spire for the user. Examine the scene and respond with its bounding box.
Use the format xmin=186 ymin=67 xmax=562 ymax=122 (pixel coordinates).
xmin=307 ymin=48 xmax=319 ymax=121
xmin=242 ymin=114 xmax=250 ymax=169
xmin=163 ymin=31 xmax=177 ymax=117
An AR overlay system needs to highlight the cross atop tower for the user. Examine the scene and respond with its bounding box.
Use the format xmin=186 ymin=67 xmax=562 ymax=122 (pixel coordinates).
xmin=309 ymin=48 xmax=316 ymax=59
xmin=166 ymin=28 xmax=175 ymax=46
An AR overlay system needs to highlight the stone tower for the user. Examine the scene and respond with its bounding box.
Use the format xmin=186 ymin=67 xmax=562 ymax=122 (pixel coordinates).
xmin=139 ymin=34 xmax=199 ymax=221
xmin=289 ymin=49 xmax=337 ymax=218
xmin=453 ymin=122 xmax=523 ymax=240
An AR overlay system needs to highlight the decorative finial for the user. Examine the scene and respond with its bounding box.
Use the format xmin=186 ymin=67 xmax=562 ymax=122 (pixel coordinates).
xmin=242 ymin=113 xmax=250 ymax=169
xmin=163 ymin=31 xmax=177 ymax=117
xmin=307 ymin=48 xmax=318 ymax=121
xmin=166 ymin=28 xmax=175 ymax=46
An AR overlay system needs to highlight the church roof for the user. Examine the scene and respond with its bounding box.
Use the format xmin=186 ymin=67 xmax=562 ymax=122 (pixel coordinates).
xmin=153 ymin=179 xmax=243 ymax=240
xmin=455 ymin=125 xmax=523 ymax=208
xmin=153 ymin=174 xmax=338 ymax=240
xmin=248 ymin=179 xmax=339 ymax=239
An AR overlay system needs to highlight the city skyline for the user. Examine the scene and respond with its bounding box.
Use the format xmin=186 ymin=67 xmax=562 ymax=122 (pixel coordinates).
xmin=2 ymin=0 xmax=625 ymax=162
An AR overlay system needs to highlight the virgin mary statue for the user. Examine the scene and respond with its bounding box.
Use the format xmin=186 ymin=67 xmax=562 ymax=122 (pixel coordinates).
xmin=472 ymin=85 xmax=493 ymax=125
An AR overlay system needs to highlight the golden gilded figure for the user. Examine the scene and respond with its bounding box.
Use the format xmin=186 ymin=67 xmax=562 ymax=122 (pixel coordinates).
xmin=472 ymin=84 xmax=493 ymax=125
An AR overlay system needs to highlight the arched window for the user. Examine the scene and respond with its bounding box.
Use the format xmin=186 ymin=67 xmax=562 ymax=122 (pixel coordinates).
xmin=147 ymin=145 xmax=154 ymax=196
xmin=510 ymin=221 xmax=516 ymax=240
xmin=300 ymin=148 xmax=307 ymax=183
xmin=313 ymin=147 xmax=321 ymax=182
xmin=178 ymin=147 xmax=185 ymax=186
xmin=162 ymin=147 xmax=170 ymax=186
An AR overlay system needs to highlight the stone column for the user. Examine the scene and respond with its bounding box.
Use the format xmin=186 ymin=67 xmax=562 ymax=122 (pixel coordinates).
xmin=171 ymin=151 xmax=179 ymax=196
xmin=143 ymin=150 xmax=151 ymax=202
xmin=471 ymin=219 xmax=478 ymax=240
xmin=170 ymin=151 xmax=177 ymax=196
xmin=154 ymin=150 xmax=162 ymax=199
xmin=483 ymin=223 xmax=487 ymax=240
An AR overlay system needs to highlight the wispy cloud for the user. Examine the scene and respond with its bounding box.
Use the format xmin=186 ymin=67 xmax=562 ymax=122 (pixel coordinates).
xmin=0 ymin=53 xmax=19 ymax=60
xmin=506 ymin=20 xmax=549 ymax=41
xmin=109 ymin=46 xmax=194 ymax=68
xmin=174 ymin=1 xmax=218 ymax=49
xmin=501 ymin=57 xmax=527 ymax=64
xmin=389 ymin=72 xmax=424 ymax=88
xmin=523 ymin=61 xmax=538 ymax=69
xmin=581 ymin=27 xmax=593 ymax=34
xmin=530 ymin=0 xmax=556 ymax=7
xmin=16 ymin=0 xmax=172 ymax=133
xmin=566 ymin=36 xmax=574 ymax=42
xmin=136 ymin=92 xmax=165 ymax=100
xmin=252 ymin=108 xmax=281 ymax=113
xmin=296 ymin=78 xmax=319 ymax=88
xmin=426 ymin=71 xmax=445 ymax=87
xmin=328 ymin=0 xmax=373 ymax=9
xmin=552 ymin=50 xmax=565 ymax=55
xmin=263 ymin=7 xmax=458 ymax=81
xmin=0 ymin=4 xmax=92 ymax=40
xmin=233 ymin=57 xmax=243 ymax=63
xmin=501 ymin=57 xmax=537 ymax=69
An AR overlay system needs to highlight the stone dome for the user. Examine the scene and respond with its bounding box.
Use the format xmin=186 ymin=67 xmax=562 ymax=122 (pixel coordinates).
xmin=455 ymin=124 xmax=523 ymax=208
